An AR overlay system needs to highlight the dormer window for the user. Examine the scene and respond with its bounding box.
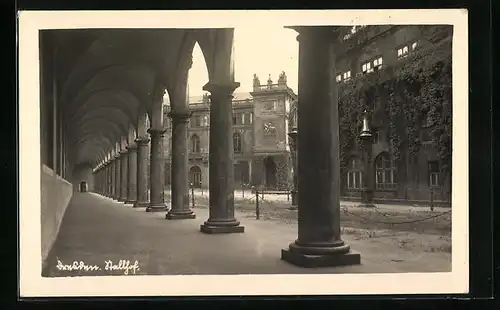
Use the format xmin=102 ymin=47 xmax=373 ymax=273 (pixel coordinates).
xmin=336 ymin=71 xmax=351 ymax=83
xmin=373 ymin=57 xmax=383 ymax=71
xmin=362 ymin=56 xmax=383 ymax=74
xmin=343 ymin=71 xmax=351 ymax=81
xmin=397 ymin=41 xmax=418 ymax=59
xmin=362 ymin=61 xmax=373 ymax=74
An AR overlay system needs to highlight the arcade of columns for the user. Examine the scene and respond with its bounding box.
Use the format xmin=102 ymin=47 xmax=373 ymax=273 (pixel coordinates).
xmin=91 ymin=26 xmax=361 ymax=267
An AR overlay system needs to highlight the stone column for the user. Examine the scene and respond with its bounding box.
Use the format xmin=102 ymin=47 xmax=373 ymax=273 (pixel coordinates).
xmin=98 ymin=169 xmax=103 ymax=194
xmin=110 ymin=158 xmax=117 ymax=199
xmin=200 ymin=82 xmax=244 ymax=234
xmin=125 ymin=143 xmax=138 ymax=205
xmin=166 ymin=110 xmax=195 ymax=220
xmin=146 ymin=128 xmax=167 ymax=212
xmin=120 ymin=150 xmax=129 ymax=202
xmin=107 ymin=162 xmax=112 ymax=198
xmin=281 ymin=27 xmax=361 ymax=267
xmin=103 ymin=163 xmax=109 ymax=197
xmin=114 ymin=154 xmax=121 ymax=201
xmin=134 ymin=137 xmax=150 ymax=208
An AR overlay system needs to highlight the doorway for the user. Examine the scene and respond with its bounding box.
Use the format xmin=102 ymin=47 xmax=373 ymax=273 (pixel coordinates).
xmin=189 ymin=166 xmax=202 ymax=188
xmin=79 ymin=181 xmax=88 ymax=192
xmin=263 ymin=156 xmax=277 ymax=189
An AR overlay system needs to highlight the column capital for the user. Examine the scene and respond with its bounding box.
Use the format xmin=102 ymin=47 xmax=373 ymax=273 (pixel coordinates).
xmin=134 ymin=137 xmax=150 ymax=145
xmin=202 ymin=81 xmax=240 ymax=98
xmin=147 ymin=127 xmax=168 ymax=135
xmin=126 ymin=143 xmax=138 ymax=151
xmin=168 ymin=110 xmax=192 ymax=123
xmin=119 ymin=150 xmax=129 ymax=156
xmin=114 ymin=154 xmax=120 ymax=159
xmin=288 ymin=26 xmax=339 ymax=42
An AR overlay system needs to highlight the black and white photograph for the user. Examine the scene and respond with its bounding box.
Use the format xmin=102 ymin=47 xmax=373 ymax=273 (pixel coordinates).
xmin=19 ymin=10 xmax=469 ymax=297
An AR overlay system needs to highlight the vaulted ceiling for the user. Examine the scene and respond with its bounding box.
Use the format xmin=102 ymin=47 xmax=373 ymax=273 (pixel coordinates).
xmin=44 ymin=29 xmax=204 ymax=167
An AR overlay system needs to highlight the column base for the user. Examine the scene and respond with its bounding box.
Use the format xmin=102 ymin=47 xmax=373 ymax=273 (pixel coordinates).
xmin=124 ymin=200 xmax=137 ymax=205
xmin=166 ymin=210 xmax=196 ymax=220
xmin=133 ymin=201 xmax=149 ymax=208
xmin=146 ymin=204 xmax=168 ymax=212
xmin=117 ymin=197 xmax=127 ymax=202
xmin=200 ymin=220 xmax=245 ymax=234
xmin=358 ymin=203 xmax=376 ymax=208
xmin=281 ymin=248 xmax=361 ymax=268
xmin=288 ymin=206 xmax=298 ymax=211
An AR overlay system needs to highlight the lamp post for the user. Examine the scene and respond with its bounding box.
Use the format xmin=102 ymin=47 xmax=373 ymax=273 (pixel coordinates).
xmin=288 ymin=126 xmax=298 ymax=210
xmin=359 ymin=110 xmax=376 ymax=208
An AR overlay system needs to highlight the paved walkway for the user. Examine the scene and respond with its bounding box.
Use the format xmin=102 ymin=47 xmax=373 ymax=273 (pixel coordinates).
xmin=43 ymin=192 xmax=450 ymax=277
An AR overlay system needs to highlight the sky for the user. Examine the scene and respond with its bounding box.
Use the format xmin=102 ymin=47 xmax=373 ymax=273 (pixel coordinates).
xmin=187 ymin=25 xmax=299 ymax=96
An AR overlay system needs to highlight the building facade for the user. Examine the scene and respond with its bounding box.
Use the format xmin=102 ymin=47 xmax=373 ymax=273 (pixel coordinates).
xmin=163 ymin=72 xmax=297 ymax=190
xmin=334 ymin=25 xmax=453 ymax=204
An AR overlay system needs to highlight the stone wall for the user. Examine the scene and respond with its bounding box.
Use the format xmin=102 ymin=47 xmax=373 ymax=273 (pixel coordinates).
xmin=41 ymin=164 xmax=73 ymax=269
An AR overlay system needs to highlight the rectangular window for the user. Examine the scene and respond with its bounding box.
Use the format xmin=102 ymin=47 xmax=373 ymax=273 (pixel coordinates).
xmin=430 ymin=173 xmax=439 ymax=187
xmin=373 ymin=131 xmax=380 ymax=144
xmin=243 ymin=112 xmax=252 ymax=125
xmin=233 ymin=112 xmax=243 ymax=125
xmin=428 ymin=161 xmax=440 ymax=187
xmin=336 ymin=74 xmax=342 ymax=82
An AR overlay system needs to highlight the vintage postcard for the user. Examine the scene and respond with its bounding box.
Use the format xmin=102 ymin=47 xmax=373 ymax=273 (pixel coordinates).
xmin=18 ymin=9 xmax=469 ymax=297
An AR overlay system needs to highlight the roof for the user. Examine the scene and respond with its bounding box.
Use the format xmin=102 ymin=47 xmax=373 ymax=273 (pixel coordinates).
xmin=188 ymin=92 xmax=252 ymax=104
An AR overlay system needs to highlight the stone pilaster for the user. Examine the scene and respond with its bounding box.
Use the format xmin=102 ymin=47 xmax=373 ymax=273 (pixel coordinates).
xmin=166 ymin=110 xmax=195 ymax=220
xmin=200 ymin=82 xmax=244 ymax=234
xmin=120 ymin=150 xmax=129 ymax=202
xmin=133 ymin=137 xmax=150 ymax=208
xmin=125 ymin=143 xmax=138 ymax=205
xmin=280 ymin=27 xmax=361 ymax=267
xmin=146 ymin=128 xmax=168 ymax=212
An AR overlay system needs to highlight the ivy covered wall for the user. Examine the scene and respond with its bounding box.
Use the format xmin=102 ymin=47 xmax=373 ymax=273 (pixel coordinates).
xmin=338 ymin=26 xmax=452 ymax=202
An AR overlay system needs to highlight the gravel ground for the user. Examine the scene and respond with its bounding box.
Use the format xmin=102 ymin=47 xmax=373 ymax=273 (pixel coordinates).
xmin=167 ymin=192 xmax=452 ymax=254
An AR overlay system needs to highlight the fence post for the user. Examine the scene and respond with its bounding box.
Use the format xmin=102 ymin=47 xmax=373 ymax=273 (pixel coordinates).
xmin=242 ymin=184 xmax=245 ymax=198
xmin=191 ymin=182 xmax=195 ymax=209
xmin=430 ymin=188 xmax=434 ymax=211
xmin=256 ymin=189 xmax=260 ymax=220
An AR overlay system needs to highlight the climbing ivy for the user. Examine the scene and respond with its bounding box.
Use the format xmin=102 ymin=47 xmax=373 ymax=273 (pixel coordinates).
xmin=338 ymin=29 xmax=452 ymax=180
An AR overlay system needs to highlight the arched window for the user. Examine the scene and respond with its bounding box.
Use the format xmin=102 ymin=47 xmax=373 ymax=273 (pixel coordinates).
xmin=347 ymin=157 xmax=364 ymax=190
xmin=375 ymin=152 xmax=397 ymax=190
xmin=233 ymin=133 xmax=242 ymax=153
xmin=190 ymin=135 xmax=200 ymax=153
